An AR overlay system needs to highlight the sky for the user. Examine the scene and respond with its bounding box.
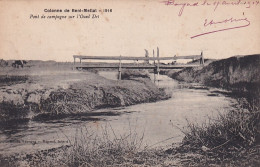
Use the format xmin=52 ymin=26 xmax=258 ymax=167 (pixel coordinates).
xmin=0 ymin=0 xmax=260 ymax=62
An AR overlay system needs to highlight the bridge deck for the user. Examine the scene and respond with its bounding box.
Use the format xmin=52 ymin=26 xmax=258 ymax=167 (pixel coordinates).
xmin=75 ymin=64 xmax=200 ymax=69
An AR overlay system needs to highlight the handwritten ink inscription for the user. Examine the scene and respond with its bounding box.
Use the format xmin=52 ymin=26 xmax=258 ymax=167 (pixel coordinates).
xmin=191 ymin=14 xmax=251 ymax=38
xmin=160 ymin=0 xmax=259 ymax=38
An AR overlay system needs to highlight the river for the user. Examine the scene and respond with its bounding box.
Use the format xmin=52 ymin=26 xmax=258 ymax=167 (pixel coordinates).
xmin=0 ymin=72 xmax=237 ymax=155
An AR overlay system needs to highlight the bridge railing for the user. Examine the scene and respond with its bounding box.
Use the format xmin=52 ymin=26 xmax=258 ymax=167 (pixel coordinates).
xmin=73 ymin=55 xmax=203 ymax=61
xmin=73 ymin=48 xmax=204 ymax=81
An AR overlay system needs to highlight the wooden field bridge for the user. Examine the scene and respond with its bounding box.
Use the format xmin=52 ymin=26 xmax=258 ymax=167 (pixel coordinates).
xmin=73 ymin=48 xmax=204 ymax=81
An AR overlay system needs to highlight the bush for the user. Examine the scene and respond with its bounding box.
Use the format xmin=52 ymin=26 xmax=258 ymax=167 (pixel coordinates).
xmin=181 ymin=98 xmax=260 ymax=166
xmin=120 ymin=69 xmax=150 ymax=80
xmin=56 ymin=124 xmax=145 ymax=166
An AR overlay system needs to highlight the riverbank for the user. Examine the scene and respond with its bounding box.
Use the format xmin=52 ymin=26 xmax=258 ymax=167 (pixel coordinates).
xmin=1 ymin=58 xmax=259 ymax=166
xmin=165 ymin=54 xmax=260 ymax=166
xmin=0 ymin=64 xmax=170 ymax=122
xmin=168 ymin=54 xmax=260 ymax=104
xmin=4 ymin=98 xmax=256 ymax=167
xmin=0 ymin=72 xmax=239 ymax=167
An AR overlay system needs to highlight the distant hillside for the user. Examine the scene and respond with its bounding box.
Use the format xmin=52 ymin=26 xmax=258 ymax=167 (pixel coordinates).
xmin=168 ymin=54 xmax=260 ymax=102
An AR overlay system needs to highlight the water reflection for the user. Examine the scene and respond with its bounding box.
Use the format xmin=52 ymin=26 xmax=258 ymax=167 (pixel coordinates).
xmin=0 ymin=119 xmax=29 ymax=136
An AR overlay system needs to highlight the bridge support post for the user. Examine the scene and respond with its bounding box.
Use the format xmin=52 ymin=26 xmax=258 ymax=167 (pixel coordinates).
xmin=157 ymin=47 xmax=160 ymax=85
xmin=118 ymin=55 xmax=122 ymax=80
xmin=201 ymin=51 xmax=204 ymax=65
xmin=153 ymin=49 xmax=156 ymax=83
xmin=73 ymin=57 xmax=76 ymax=70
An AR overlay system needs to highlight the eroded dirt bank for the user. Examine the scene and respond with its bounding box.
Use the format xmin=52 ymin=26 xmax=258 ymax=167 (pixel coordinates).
xmin=168 ymin=54 xmax=260 ymax=103
xmin=0 ymin=67 xmax=170 ymax=122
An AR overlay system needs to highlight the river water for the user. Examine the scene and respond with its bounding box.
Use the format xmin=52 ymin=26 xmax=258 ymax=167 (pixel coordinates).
xmin=0 ymin=72 xmax=237 ymax=155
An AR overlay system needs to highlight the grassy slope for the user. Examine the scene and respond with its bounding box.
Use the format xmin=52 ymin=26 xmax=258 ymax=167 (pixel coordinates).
xmin=170 ymin=55 xmax=260 ymax=87
xmin=169 ymin=54 xmax=260 ymax=102
xmin=0 ymin=65 xmax=170 ymax=121
xmin=167 ymin=54 xmax=260 ymax=166
xmin=37 ymin=75 xmax=169 ymax=120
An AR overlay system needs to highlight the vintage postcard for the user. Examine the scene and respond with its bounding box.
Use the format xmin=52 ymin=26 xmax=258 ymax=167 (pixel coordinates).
xmin=0 ymin=0 xmax=259 ymax=166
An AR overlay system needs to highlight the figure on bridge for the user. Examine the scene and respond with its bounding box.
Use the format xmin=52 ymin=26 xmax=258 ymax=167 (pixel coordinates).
xmin=144 ymin=49 xmax=149 ymax=64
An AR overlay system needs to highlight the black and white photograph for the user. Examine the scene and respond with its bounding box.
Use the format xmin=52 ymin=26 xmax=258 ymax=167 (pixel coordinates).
xmin=0 ymin=0 xmax=259 ymax=166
